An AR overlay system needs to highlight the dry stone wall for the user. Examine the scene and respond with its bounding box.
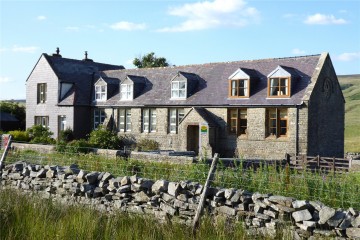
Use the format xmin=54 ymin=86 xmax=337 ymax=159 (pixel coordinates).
xmin=1 ymin=161 xmax=360 ymax=239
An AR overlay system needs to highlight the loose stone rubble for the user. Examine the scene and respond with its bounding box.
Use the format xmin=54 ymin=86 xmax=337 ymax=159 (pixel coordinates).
xmin=1 ymin=161 xmax=360 ymax=239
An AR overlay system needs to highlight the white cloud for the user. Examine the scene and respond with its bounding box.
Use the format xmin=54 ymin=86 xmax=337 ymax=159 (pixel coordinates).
xmin=37 ymin=15 xmax=46 ymax=21
xmin=304 ymin=13 xmax=347 ymax=25
xmin=65 ymin=26 xmax=80 ymax=32
xmin=157 ymin=0 xmax=260 ymax=32
xmin=0 ymin=77 xmax=12 ymax=84
xmin=336 ymin=52 xmax=360 ymax=61
xmin=110 ymin=21 xmax=146 ymax=31
xmin=11 ymin=45 xmax=38 ymax=53
xmin=292 ymin=48 xmax=306 ymax=55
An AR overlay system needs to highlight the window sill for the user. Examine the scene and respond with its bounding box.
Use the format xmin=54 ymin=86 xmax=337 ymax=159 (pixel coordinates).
xmin=266 ymin=97 xmax=291 ymax=99
xmin=265 ymin=135 xmax=288 ymax=141
xmin=170 ymin=98 xmax=186 ymax=100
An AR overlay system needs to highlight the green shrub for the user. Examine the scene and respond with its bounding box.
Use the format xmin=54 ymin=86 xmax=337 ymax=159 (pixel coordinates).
xmin=58 ymin=128 xmax=74 ymax=142
xmin=88 ymin=126 xmax=122 ymax=149
xmin=27 ymin=125 xmax=55 ymax=144
xmin=8 ymin=130 xmax=30 ymax=142
xmin=66 ymin=139 xmax=92 ymax=154
xmin=136 ymin=139 xmax=160 ymax=151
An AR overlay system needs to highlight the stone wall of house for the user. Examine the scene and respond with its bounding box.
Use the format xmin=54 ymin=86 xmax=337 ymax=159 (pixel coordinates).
xmin=307 ymin=55 xmax=344 ymax=158
xmin=98 ymin=106 xmax=309 ymax=160
xmin=237 ymin=108 xmax=297 ymax=160
xmin=1 ymin=161 xmax=359 ymax=239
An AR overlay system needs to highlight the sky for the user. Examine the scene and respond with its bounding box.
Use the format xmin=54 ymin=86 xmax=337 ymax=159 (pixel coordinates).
xmin=0 ymin=0 xmax=359 ymax=100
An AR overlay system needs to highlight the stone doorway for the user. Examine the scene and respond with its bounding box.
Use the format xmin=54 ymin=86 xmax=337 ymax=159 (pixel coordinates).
xmin=187 ymin=125 xmax=199 ymax=155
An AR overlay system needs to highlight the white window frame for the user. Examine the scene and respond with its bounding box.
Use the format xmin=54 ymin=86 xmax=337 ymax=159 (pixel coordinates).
xmin=169 ymin=108 xmax=185 ymax=134
xmin=120 ymin=84 xmax=133 ymax=100
xmin=142 ymin=108 xmax=156 ymax=133
xmin=171 ymin=80 xmax=187 ymax=99
xmin=58 ymin=115 xmax=66 ymax=132
xmin=35 ymin=116 xmax=49 ymax=128
xmin=119 ymin=109 xmax=131 ymax=132
xmin=94 ymin=109 xmax=106 ymax=129
xmin=37 ymin=83 xmax=47 ymax=103
xmin=95 ymin=85 xmax=107 ymax=101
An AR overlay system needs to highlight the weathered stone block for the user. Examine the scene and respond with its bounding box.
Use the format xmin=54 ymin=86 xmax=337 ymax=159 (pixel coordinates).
xmin=346 ymin=228 xmax=360 ymax=238
xmin=168 ymin=182 xmax=180 ymax=197
xmin=224 ymin=188 xmax=234 ymax=199
xmin=292 ymin=209 xmax=312 ymax=222
xmin=319 ymin=206 xmax=336 ymax=224
xmin=217 ymin=206 xmax=236 ymax=216
xmin=133 ymin=192 xmax=150 ymax=203
xmin=268 ymin=195 xmax=294 ymax=207
xmin=152 ymin=180 xmax=169 ymax=194
xmin=117 ymin=185 xmax=131 ymax=193
xmin=174 ymin=199 xmax=188 ymax=210
xmin=86 ymin=172 xmax=100 ymax=185
xmin=292 ymin=200 xmax=308 ymax=210
xmin=327 ymin=211 xmax=346 ymax=227
xmin=160 ymin=202 xmax=176 ymax=215
xmin=101 ymin=172 xmax=113 ymax=182
xmin=162 ymin=193 xmax=174 ymax=203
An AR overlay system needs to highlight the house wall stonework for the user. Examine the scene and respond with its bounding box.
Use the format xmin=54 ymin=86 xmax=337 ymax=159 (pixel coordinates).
xmin=307 ymin=56 xmax=344 ymax=158
xmin=237 ymin=108 xmax=298 ymax=160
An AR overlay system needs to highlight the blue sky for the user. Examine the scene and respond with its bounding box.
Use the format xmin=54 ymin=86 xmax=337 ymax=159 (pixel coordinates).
xmin=0 ymin=0 xmax=359 ymax=100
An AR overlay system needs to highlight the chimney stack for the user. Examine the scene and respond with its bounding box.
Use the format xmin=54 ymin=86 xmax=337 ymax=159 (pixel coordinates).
xmin=82 ymin=51 xmax=93 ymax=62
xmin=52 ymin=47 xmax=62 ymax=57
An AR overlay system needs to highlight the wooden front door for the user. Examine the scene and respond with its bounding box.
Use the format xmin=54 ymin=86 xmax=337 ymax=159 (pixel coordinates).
xmin=187 ymin=125 xmax=199 ymax=154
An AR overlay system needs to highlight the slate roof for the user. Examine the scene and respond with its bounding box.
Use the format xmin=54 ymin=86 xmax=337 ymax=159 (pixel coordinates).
xmin=94 ymin=54 xmax=321 ymax=107
xmin=41 ymin=54 xmax=124 ymax=106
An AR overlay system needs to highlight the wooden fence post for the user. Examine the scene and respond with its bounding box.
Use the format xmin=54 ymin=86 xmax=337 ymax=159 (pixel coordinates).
xmin=317 ymin=155 xmax=320 ymax=168
xmin=332 ymin=157 xmax=336 ymax=173
xmin=192 ymin=153 xmax=219 ymax=235
xmin=0 ymin=135 xmax=12 ymax=181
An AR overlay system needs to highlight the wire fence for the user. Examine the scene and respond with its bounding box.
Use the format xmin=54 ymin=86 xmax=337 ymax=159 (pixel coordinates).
xmin=1 ymin=140 xmax=360 ymax=210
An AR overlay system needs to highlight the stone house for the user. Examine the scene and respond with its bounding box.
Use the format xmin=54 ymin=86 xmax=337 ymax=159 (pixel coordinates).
xmin=26 ymin=50 xmax=344 ymax=159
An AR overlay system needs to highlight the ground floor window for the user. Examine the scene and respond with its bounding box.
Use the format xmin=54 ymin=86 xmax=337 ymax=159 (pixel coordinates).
xmin=267 ymin=108 xmax=288 ymax=137
xmin=119 ymin=109 xmax=131 ymax=132
xmin=169 ymin=108 xmax=185 ymax=133
xmin=58 ymin=115 xmax=66 ymax=132
xmin=35 ymin=116 xmax=49 ymax=128
xmin=228 ymin=108 xmax=247 ymax=135
xmin=142 ymin=108 xmax=156 ymax=133
xmin=94 ymin=109 xmax=106 ymax=129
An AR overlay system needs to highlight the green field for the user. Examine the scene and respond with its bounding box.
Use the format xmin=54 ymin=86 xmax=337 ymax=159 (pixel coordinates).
xmin=338 ymin=74 xmax=360 ymax=153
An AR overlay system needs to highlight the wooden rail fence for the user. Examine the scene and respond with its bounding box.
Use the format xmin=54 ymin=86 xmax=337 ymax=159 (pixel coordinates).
xmin=285 ymin=154 xmax=352 ymax=173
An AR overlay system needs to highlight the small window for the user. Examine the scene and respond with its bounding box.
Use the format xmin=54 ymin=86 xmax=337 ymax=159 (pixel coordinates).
xmin=94 ymin=109 xmax=106 ymax=129
xmin=267 ymin=108 xmax=288 ymax=137
xmin=37 ymin=83 xmax=47 ymax=103
xmin=268 ymin=78 xmax=289 ymax=97
xmin=169 ymin=108 xmax=185 ymax=133
xmin=171 ymin=80 xmax=186 ymax=99
xmin=95 ymin=85 xmax=107 ymax=101
xmin=120 ymin=84 xmax=133 ymax=100
xmin=229 ymin=79 xmax=249 ymax=97
xmin=119 ymin=109 xmax=131 ymax=132
xmin=58 ymin=115 xmax=66 ymax=132
xmin=142 ymin=108 xmax=156 ymax=133
xmin=35 ymin=116 xmax=49 ymax=127
xmin=228 ymin=109 xmax=247 ymax=135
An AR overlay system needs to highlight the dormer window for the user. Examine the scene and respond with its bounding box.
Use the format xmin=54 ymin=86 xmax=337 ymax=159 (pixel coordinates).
xmin=269 ymin=78 xmax=289 ymax=96
xmin=267 ymin=66 xmax=298 ymax=98
xmin=120 ymin=75 xmax=146 ymax=101
xmin=228 ymin=68 xmax=257 ymax=98
xmin=120 ymin=83 xmax=133 ymax=100
xmin=95 ymin=85 xmax=106 ymax=101
xmin=171 ymin=80 xmax=186 ymax=99
xmin=230 ymin=79 xmax=248 ymax=97
xmin=170 ymin=71 xmax=198 ymax=100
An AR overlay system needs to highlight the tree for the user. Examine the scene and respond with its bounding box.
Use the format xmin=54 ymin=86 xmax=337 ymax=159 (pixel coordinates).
xmin=133 ymin=52 xmax=169 ymax=68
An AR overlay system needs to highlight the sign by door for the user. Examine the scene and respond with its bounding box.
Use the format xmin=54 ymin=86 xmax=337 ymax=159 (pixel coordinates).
xmin=200 ymin=123 xmax=208 ymax=135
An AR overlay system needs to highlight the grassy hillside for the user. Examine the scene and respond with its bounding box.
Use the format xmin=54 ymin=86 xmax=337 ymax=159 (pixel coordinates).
xmin=338 ymin=74 xmax=360 ymax=153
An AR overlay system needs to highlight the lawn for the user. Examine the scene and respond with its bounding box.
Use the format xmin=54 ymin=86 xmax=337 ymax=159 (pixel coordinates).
xmin=338 ymin=74 xmax=360 ymax=153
